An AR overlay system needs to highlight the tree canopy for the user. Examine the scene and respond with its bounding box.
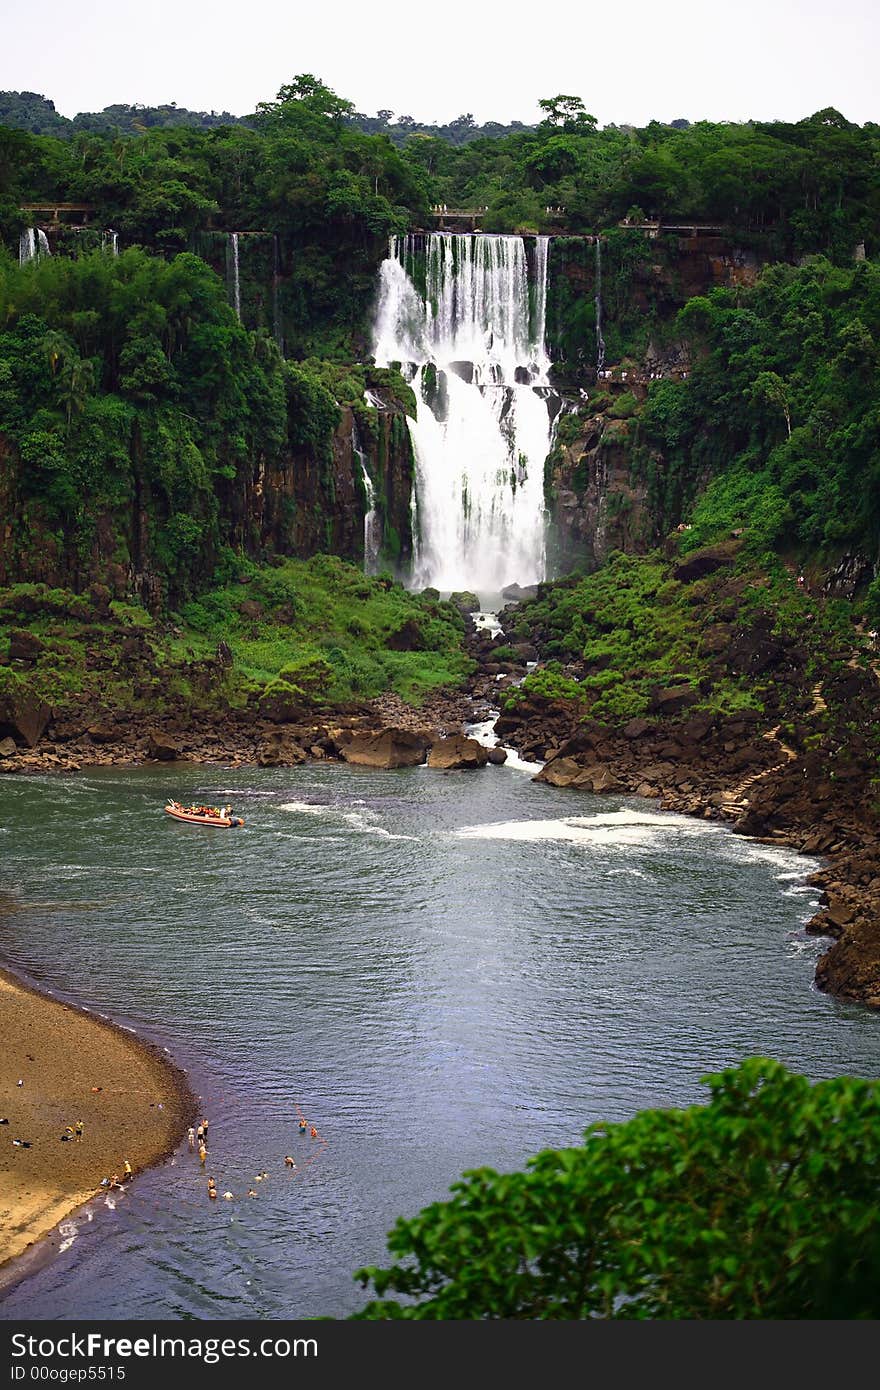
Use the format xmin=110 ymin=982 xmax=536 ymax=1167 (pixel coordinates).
xmin=352 ymin=1058 xmax=880 ymax=1319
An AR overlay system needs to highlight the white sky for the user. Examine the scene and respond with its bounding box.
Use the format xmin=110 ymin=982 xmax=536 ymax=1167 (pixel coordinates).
xmin=2 ymin=0 xmax=878 ymax=128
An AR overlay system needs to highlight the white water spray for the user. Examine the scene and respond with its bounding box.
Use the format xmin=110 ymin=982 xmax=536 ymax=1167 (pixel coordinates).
xmin=373 ymin=233 xmax=559 ymax=594
xmin=228 ymin=233 xmax=241 ymax=320
xmin=353 ymin=421 xmax=381 ymax=575
xmin=19 ymin=228 xmax=36 ymax=265
xmin=595 ymin=238 xmax=606 ymax=372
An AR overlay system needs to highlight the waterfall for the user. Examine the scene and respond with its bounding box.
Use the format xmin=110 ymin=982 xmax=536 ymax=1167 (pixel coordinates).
xmin=595 ymin=238 xmax=606 ymax=372
xmin=19 ymin=228 xmax=36 ymax=265
xmin=373 ymin=233 xmax=558 ymax=595
xmin=20 ymin=229 xmax=51 ymax=264
xmin=272 ymin=234 xmax=283 ymax=354
xmin=227 ymin=233 xmax=241 ymax=320
xmin=353 ymin=421 xmax=381 ymax=575
xmin=103 ymin=229 xmax=119 ymax=255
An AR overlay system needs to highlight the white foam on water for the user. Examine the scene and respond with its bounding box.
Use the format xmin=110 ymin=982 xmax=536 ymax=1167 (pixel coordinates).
xmin=457 ymin=806 xmax=725 ymax=847
xmin=279 ymin=801 xmax=417 ymax=841
xmin=58 ymin=1221 xmax=77 ymax=1253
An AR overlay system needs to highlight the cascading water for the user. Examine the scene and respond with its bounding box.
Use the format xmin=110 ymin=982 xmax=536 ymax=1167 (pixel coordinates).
xmin=20 ymin=228 xmax=51 ymax=264
xmin=272 ymin=235 xmax=284 ymax=353
xmin=103 ymin=229 xmax=119 ymax=255
xmin=595 ymin=237 xmax=606 ymax=372
xmin=373 ymin=233 xmax=559 ymax=595
xmin=19 ymin=229 xmax=36 ymax=265
xmin=353 ymin=421 xmax=381 ymax=575
xmin=227 ymin=233 xmax=241 ymax=320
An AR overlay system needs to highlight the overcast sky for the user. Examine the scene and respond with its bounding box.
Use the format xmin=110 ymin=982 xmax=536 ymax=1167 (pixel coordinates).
xmin=3 ymin=0 xmax=878 ymax=128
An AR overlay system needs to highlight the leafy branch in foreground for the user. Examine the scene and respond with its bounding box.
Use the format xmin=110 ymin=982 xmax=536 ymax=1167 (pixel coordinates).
xmin=351 ymin=1058 xmax=880 ymax=1319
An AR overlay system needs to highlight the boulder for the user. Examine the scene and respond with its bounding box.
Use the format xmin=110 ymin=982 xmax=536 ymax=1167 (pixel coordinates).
xmin=536 ymin=757 xmax=592 ymax=789
xmin=0 ymin=736 xmax=17 ymax=758
xmin=87 ymin=724 xmax=118 ymax=744
xmin=487 ymin=746 xmax=508 ymax=765
xmin=649 ymin=685 xmax=699 ymax=716
xmin=501 ymin=583 xmax=539 ymax=602
xmin=337 ymin=727 xmax=431 ymax=769
xmin=257 ymin=732 xmax=308 ymax=767
xmin=238 ymin=599 xmax=264 ymax=622
xmin=7 ymin=630 xmax=44 ymax=664
xmin=146 ymin=729 xmax=181 ymax=761
xmin=0 ymin=691 xmax=51 ymax=747
xmin=673 ymin=540 xmax=742 ymax=582
xmin=587 ymin=764 xmax=623 ymax=793
xmin=427 ymin=736 xmax=490 ymax=770
xmin=622 ymin=718 xmax=654 ymax=740
xmin=385 ymin=618 xmax=425 ymax=652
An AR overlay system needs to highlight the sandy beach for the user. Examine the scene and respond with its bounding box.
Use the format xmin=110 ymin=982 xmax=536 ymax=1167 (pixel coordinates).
xmin=0 ymin=966 xmax=192 ymax=1276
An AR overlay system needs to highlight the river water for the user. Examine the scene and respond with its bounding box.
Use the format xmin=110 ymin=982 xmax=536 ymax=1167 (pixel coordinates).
xmin=1 ymin=762 xmax=878 ymax=1319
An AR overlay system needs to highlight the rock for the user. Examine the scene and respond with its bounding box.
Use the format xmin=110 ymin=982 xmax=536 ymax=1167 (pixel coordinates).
xmin=87 ymin=725 xmax=118 ymax=744
xmin=257 ymin=732 xmax=308 ymax=767
xmin=622 ymin=718 xmax=654 ymax=740
xmin=0 ymin=736 xmax=17 ymax=758
xmin=337 ymin=727 xmax=431 ymax=769
xmin=587 ymin=765 xmax=622 ymax=793
xmin=216 ymin=640 xmax=233 ymax=667
xmin=146 ymin=729 xmax=181 ymax=761
xmin=536 ymin=757 xmax=592 ymax=789
xmin=649 ymin=685 xmax=699 ymax=716
xmin=635 ymin=782 xmax=659 ymax=798
xmin=0 ymin=691 xmax=51 ymax=747
xmin=427 ymin=736 xmax=490 ymax=770
xmin=487 ymin=746 xmax=508 ymax=765
xmin=89 ymin=582 xmax=112 ymax=617
xmin=673 ymin=539 xmax=742 ymax=582
xmin=449 ymin=591 xmax=480 ymax=615
xmin=238 ymin=600 xmax=264 ymax=622
xmin=7 ymin=630 xmax=44 ymax=663
xmin=501 ymin=583 xmax=539 ymax=602
xmin=385 ymin=618 xmax=425 ymax=652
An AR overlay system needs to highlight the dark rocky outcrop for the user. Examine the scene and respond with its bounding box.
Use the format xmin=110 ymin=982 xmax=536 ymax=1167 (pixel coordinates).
xmin=336 ymin=727 xmax=432 ymax=769
xmin=427 ymin=736 xmax=490 ymax=770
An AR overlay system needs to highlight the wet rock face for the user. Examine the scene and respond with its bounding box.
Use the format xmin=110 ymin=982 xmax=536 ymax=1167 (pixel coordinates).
xmin=0 ymin=690 xmax=51 ymax=747
xmin=427 ymin=736 xmax=490 ymax=770
xmin=336 ymin=727 xmax=432 ymax=769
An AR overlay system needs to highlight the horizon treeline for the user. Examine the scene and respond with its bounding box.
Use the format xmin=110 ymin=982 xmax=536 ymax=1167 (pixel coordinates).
xmin=1 ymin=78 xmax=878 ymax=262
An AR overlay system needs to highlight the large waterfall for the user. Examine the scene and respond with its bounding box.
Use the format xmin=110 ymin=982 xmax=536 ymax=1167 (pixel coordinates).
xmin=373 ymin=233 xmax=559 ymax=595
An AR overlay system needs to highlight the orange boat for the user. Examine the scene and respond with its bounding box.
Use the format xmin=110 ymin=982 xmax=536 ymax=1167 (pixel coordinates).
xmin=165 ymin=800 xmax=244 ymax=828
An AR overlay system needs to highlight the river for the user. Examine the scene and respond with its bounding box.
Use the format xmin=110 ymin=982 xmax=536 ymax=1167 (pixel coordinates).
xmin=1 ymin=760 xmax=878 ymax=1319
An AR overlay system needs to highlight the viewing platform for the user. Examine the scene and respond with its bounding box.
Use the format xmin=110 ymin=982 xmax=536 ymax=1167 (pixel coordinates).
xmin=429 ymin=207 xmax=485 ymax=231
xmin=20 ymin=203 xmax=96 ymax=226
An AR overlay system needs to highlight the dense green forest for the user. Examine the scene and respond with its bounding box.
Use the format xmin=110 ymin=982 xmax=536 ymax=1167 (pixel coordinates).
xmin=1 ymin=76 xmax=879 ymax=628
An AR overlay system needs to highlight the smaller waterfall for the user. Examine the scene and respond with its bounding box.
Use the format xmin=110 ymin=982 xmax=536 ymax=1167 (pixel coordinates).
xmin=227 ymin=233 xmax=241 ymax=320
xmin=272 ymin=235 xmax=283 ymax=354
xmin=353 ymin=422 xmax=381 ymax=575
xmin=19 ymin=228 xmax=36 ymax=265
xmin=103 ymin=229 xmax=119 ymax=255
xmin=595 ymin=238 xmax=606 ymax=372
xmin=20 ymin=229 xmax=51 ymax=264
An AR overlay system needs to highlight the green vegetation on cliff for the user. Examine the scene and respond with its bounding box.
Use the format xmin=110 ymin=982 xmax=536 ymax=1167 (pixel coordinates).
xmin=505 ymin=547 xmax=866 ymax=728
xmin=634 ymin=256 xmax=880 ymax=568
xmin=352 ymin=1058 xmax=880 ymax=1319
xmin=0 ymin=557 xmax=471 ymax=726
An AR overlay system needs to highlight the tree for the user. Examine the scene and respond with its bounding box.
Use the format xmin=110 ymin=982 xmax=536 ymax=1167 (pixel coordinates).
xmin=351 ymin=1059 xmax=880 ymax=1319
xmin=749 ymin=370 xmax=792 ymax=437
xmin=538 ymin=96 xmax=597 ymax=132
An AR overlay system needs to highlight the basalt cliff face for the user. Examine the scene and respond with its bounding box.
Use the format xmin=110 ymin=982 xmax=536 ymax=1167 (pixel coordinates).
xmin=0 ymin=389 xmax=414 ymax=610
